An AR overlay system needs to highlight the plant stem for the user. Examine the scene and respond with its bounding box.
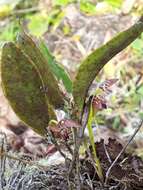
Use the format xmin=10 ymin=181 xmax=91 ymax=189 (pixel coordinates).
xmin=68 ymin=102 xmax=90 ymax=188
xmin=87 ymin=104 xmax=103 ymax=182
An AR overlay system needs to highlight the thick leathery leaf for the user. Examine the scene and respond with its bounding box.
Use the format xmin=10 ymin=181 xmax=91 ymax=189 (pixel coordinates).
xmin=1 ymin=42 xmax=56 ymax=136
xmin=38 ymin=39 xmax=72 ymax=93
xmin=16 ymin=32 xmax=64 ymax=108
xmin=73 ymin=18 xmax=143 ymax=113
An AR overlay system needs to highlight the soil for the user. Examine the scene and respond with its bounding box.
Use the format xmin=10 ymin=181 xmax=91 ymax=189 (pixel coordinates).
xmin=1 ymin=138 xmax=143 ymax=190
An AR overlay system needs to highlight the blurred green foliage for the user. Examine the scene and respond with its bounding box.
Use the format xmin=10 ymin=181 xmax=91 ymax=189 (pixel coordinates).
xmin=0 ymin=0 xmax=141 ymax=43
xmin=131 ymin=34 xmax=143 ymax=56
xmin=53 ymin=0 xmax=75 ymax=6
xmin=0 ymin=0 xmax=125 ymax=42
xmin=104 ymin=0 xmax=123 ymax=8
xmin=0 ymin=19 xmax=19 ymax=41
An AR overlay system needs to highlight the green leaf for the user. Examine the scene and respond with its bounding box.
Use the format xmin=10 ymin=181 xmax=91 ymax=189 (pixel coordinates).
xmin=73 ymin=18 xmax=143 ymax=113
xmin=39 ymin=39 xmax=72 ymax=93
xmin=105 ymin=0 xmax=123 ymax=8
xmin=1 ymin=42 xmax=56 ymax=136
xmin=53 ymin=0 xmax=74 ymax=6
xmin=16 ymin=32 xmax=65 ymax=108
xmin=0 ymin=20 xmax=19 ymax=41
xmin=50 ymin=10 xmax=65 ymax=31
xmin=139 ymin=112 xmax=143 ymax=119
xmin=80 ymin=1 xmax=97 ymax=14
xmin=26 ymin=13 xmax=50 ymax=37
xmin=137 ymin=85 xmax=143 ymax=95
xmin=131 ymin=38 xmax=143 ymax=54
xmin=113 ymin=116 xmax=120 ymax=130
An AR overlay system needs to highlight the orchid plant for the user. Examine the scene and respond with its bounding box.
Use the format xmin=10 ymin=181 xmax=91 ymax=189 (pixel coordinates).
xmin=1 ymin=16 xmax=143 ymax=183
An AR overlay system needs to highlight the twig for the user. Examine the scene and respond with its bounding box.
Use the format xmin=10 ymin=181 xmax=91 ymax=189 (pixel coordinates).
xmin=67 ymin=128 xmax=81 ymax=189
xmin=79 ymin=101 xmax=91 ymax=138
xmin=0 ymin=135 xmax=6 ymax=190
xmin=105 ymin=120 xmax=143 ymax=185
xmin=10 ymin=164 xmax=24 ymax=189
xmin=103 ymin=141 xmax=112 ymax=164
xmin=68 ymin=102 xmax=90 ymax=183
xmin=84 ymin=172 xmax=94 ymax=190
xmin=67 ymin=99 xmax=91 ymax=190
xmin=76 ymin=151 xmax=81 ymax=190
xmin=64 ymin=141 xmax=73 ymax=155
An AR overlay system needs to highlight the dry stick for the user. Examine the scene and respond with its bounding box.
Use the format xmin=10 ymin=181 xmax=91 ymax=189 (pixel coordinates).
xmin=105 ymin=120 xmax=143 ymax=185
xmin=73 ymin=128 xmax=81 ymax=190
xmin=85 ymin=172 xmax=94 ymax=190
xmin=68 ymin=103 xmax=90 ymax=174
xmin=103 ymin=142 xmax=112 ymax=164
xmin=76 ymin=152 xmax=81 ymax=190
xmin=68 ymin=128 xmax=79 ymax=190
xmin=64 ymin=141 xmax=73 ymax=155
xmin=0 ymin=136 xmax=5 ymax=190
xmin=68 ymin=103 xmax=90 ymax=189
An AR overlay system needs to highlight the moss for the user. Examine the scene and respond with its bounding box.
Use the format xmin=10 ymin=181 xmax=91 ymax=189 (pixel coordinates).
xmin=16 ymin=32 xmax=64 ymax=109
xmin=1 ymin=42 xmax=56 ymax=136
xmin=73 ymin=20 xmax=143 ymax=113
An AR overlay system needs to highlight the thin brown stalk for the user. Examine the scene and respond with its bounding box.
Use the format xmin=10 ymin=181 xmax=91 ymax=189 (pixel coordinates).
xmin=105 ymin=120 xmax=143 ymax=185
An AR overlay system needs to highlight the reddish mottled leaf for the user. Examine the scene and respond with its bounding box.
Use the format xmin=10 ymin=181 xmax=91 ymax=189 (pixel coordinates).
xmin=88 ymin=78 xmax=118 ymax=99
xmin=92 ymin=95 xmax=107 ymax=111
xmin=99 ymin=78 xmax=118 ymax=92
xmin=91 ymin=79 xmax=118 ymax=111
